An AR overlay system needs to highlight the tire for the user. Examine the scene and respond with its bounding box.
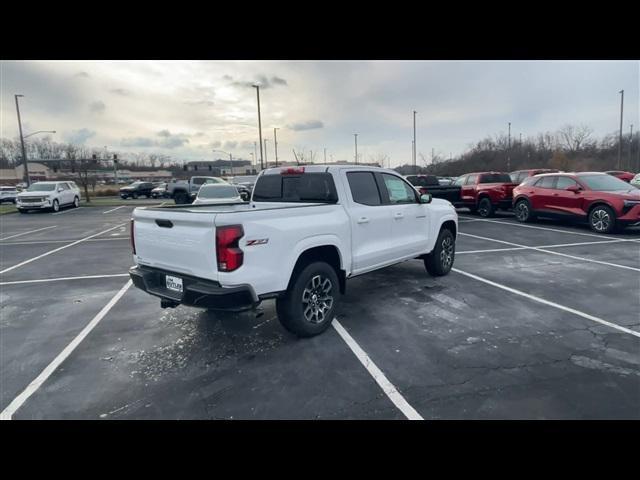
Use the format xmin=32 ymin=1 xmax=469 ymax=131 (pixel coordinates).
xmin=467 ymin=205 xmax=478 ymax=215
xmin=72 ymin=196 xmax=80 ymax=208
xmin=514 ymin=199 xmax=534 ymax=223
xmin=276 ymin=261 xmax=340 ymax=338
xmin=174 ymin=192 xmax=189 ymax=205
xmin=52 ymin=199 xmax=60 ymax=212
xmin=424 ymin=228 xmax=455 ymax=276
xmin=589 ymin=205 xmax=616 ymax=234
xmin=477 ymin=197 xmax=495 ymax=218
xmin=131 ymin=193 xmax=138 ymax=200
xmin=18 ymin=209 xmax=27 ymax=214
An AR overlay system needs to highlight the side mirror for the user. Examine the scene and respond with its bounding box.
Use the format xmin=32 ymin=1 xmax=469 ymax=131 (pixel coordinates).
xmin=566 ymin=184 xmax=581 ymax=193
xmin=420 ymin=193 xmax=432 ymax=204
xmin=58 ymin=188 xmax=64 ymax=193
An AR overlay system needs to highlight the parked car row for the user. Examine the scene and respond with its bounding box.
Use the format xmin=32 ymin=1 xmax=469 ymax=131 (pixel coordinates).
xmin=405 ymin=168 xmax=639 ymax=233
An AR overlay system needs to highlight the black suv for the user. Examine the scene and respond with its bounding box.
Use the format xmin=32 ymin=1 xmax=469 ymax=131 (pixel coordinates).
xmin=120 ymin=181 xmax=155 ymax=199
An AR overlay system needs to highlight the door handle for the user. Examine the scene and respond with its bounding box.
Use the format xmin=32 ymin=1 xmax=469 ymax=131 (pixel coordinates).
xmin=394 ymin=213 xmax=404 ymax=219
xmin=357 ymin=217 xmax=369 ymax=224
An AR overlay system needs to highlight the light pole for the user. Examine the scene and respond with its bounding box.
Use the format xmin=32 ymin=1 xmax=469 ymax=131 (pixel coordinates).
xmin=264 ymin=139 xmax=268 ymax=166
xmin=618 ymin=90 xmax=624 ymax=169
xmin=214 ymin=149 xmax=234 ymax=175
xmin=273 ymin=128 xmax=279 ymax=167
xmin=324 ymin=147 xmax=327 ymax=163
xmin=413 ymin=110 xmax=417 ymax=172
xmin=629 ymin=124 xmax=634 ymax=170
xmin=253 ymin=84 xmax=264 ymax=170
xmin=507 ymin=122 xmax=511 ymax=171
xmin=354 ymin=134 xmax=358 ymax=164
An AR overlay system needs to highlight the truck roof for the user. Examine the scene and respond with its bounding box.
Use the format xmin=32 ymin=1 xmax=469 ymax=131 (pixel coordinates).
xmin=260 ymin=164 xmax=394 ymax=175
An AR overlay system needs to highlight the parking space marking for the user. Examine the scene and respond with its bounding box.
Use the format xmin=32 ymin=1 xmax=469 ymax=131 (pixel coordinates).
xmin=458 ymin=215 xmax=640 ymax=242
xmin=457 ymin=238 xmax=630 ymax=255
xmin=452 ymin=268 xmax=640 ymax=338
xmin=1 ymin=273 xmax=129 ymax=286
xmin=0 ymin=223 xmax=125 ymax=275
xmin=332 ymin=319 xmax=423 ymax=420
xmin=0 ymin=225 xmax=57 ymax=241
xmin=0 ymin=237 xmax=128 ymax=246
xmin=103 ymin=206 xmax=127 ymax=214
xmin=52 ymin=208 xmax=81 ymax=216
xmin=459 ymin=232 xmax=640 ymax=273
xmin=0 ymin=280 xmax=133 ymax=420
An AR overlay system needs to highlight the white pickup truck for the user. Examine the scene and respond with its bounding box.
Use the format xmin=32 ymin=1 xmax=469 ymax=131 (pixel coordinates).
xmin=129 ymin=165 xmax=458 ymax=337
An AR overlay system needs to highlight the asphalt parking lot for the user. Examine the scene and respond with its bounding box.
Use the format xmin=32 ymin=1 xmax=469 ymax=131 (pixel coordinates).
xmin=1 ymin=206 xmax=639 ymax=419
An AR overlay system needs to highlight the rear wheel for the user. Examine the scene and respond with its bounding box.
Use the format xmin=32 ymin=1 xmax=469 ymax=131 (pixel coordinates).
xmin=424 ymin=228 xmax=455 ymax=276
xmin=174 ymin=192 xmax=189 ymax=204
xmin=276 ymin=261 xmax=340 ymax=338
xmin=514 ymin=199 xmax=534 ymax=222
xmin=589 ymin=205 xmax=616 ymax=234
xmin=477 ymin=197 xmax=495 ymax=218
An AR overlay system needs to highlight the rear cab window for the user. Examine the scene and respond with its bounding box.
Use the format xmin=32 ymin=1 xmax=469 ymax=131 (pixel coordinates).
xmin=479 ymin=173 xmax=512 ymax=184
xmin=253 ymin=172 xmax=338 ymax=203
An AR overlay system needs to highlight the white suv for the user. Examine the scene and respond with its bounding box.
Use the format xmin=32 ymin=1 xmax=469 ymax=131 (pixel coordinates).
xmin=16 ymin=181 xmax=81 ymax=213
xmin=0 ymin=186 xmax=18 ymax=204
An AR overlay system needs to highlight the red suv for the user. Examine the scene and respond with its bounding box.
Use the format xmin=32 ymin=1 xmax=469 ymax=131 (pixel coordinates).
xmin=453 ymin=172 xmax=517 ymax=217
xmin=605 ymin=171 xmax=635 ymax=183
xmin=510 ymin=169 xmax=560 ymax=184
xmin=512 ymin=172 xmax=640 ymax=233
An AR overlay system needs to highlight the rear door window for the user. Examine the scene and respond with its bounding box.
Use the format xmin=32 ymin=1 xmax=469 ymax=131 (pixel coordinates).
xmin=535 ymin=176 xmax=556 ymax=189
xmin=555 ymin=177 xmax=578 ymax=189
xmin=347 ymin=172 xmax=382 ymax=206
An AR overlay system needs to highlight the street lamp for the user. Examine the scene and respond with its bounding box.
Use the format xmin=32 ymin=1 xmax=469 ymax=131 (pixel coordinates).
xmin=252 ymin=84 xmax=264 ymax=170
xmin=213 ymin=149 xmax=234 ymax=175
xmin=273 ymin=127 xmax=280 ymax=167
xmin=14 ymin=94 xmax=56 ymax=186
xmin=354 ymin=133 xmax=358 ymax=164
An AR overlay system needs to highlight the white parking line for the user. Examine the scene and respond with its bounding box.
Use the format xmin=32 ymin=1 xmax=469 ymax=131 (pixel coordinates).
xmin=0 ymin=280 xmax=133 ymax=420
xmin=458 ymin=215 xmax=640 ymax=242
xmin=102 ymin=206 xmax=126 ymax=214
xmin=452 ymin=268 xmax=640 ymax=338
xmin=332 ymin=319 xmax=423 ymax=420
xmin=0 ymin=237 xmax=128 ymax=246
xmin=0 ymin=225 xmax=57 ymax=241
xmin=0 ymin=223 xmax=125 ymax=275
xmin=0 ymin=273 xmax=129 ymax=285
xmin=459 ymin=232 xmax=640 ymax=272
xmin=52 ymin=208 xmax=81 ymax=216
xmin=457 ymin=238 xmax=630 ymax=255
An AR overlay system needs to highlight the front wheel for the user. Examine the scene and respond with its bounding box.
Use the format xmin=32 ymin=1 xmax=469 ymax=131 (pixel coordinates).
xmin=51 ymin=199 xmax=60 ymax=212
xmin=276 ymin=261 xmax=340 ymax=338
xmin=73 ymin=196 xmax=79 ymax=208
xmin=589 ymin=205 xmax=616 ymax=234
xmin=514 ymin=199 xmax=534 ymax=223
xmin=424 ymin=228 xmax=456 ymax=276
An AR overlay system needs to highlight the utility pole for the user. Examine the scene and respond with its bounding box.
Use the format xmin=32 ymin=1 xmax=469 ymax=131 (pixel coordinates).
xmin=254 ymin=142 xmax=258 ymax=170
xmin=413 ymin=110 xmax=417 ymax=172
xmin=618 ymin=90 xmax=624 ymax=169
xmin=354 ymin=134 xmax=358 ymax=164
xmin=253 ymin=84 xmax=264 ymax=170
xmin=431 ymin=147 xmax=434 ymax=164
xmin=507 ymin=122 xmax=511 ymax=171
xmin=629 ymin=124 xmax=634 ymax=170
xmin=324 ymin=147 xmax=327 ymax=163
xmin=113 ymin=154 xmax=119 ymax=184
xmin=14 ymin=94 xmax=29 ymax=186
xmin=273 ymin=127 xmax=279 ymax=167
xmin=264 ymin=139 xmax=268 ymax=166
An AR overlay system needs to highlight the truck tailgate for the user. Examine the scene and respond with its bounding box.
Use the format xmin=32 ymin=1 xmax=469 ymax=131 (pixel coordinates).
xmin=133 ymin=208 xmax=219 ymax=281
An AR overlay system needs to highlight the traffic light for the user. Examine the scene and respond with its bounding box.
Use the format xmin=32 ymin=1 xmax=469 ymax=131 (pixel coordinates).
xmin=113 ymin=154 xmax=118 ymax=164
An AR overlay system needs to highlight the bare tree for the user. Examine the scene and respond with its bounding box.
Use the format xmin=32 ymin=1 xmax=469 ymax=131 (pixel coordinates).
xmin=369 ymin=152 xmax=390 ymax=168
xmin=292 ymin=147 xmax=316 ymax=164
xmin=559 ymin=124 xmax=593 ymax=152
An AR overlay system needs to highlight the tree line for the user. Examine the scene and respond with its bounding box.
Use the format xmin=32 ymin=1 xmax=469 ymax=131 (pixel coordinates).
xmin=396 ymin=124 xmax=639 ymax=176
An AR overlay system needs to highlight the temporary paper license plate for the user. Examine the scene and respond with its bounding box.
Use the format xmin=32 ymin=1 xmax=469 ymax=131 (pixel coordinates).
xmin=165 ymin=275 xmax=183 ymax=293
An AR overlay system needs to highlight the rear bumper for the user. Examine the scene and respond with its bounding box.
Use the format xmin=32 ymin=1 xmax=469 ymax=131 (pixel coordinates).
xmin=129 ymin=265 xmax=259 ymax=311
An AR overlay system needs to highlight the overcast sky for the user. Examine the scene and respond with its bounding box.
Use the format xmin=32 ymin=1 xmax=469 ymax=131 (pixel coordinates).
xmin=1 ymin=60 xmax=638 ymax=167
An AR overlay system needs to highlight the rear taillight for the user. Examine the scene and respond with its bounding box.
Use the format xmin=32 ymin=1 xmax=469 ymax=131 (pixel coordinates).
xmin=281 ymin=167 xmax=305 ymax=175
xmin=216 ymin=225 xmax=244 ymax=272
xmin=130 ymin=219 xmax=136 ymax=255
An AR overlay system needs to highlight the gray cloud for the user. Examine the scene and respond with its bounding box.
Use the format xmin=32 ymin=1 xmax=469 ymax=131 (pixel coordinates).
xmin=110 ymin=88 xmax=131 ymax=96
xmin=210 ymin=141 xmax=222 ymax=148
xmin=121 ymin=137 xmax=155 ymax=147
xmin=64 ymin=128 xmax=96 ymax=144
xmin=157 ymin=129 xmax=171 ymax=137
xmin=159 ymin=135 xmax=189 ymax=148
xmin=240 ymin=140 xmax=255 ymax=149
xmin=230 ymin=74 xmax=288 ymax=90
xmin=75 ymin=71 xmax=90 ymax=78
xmin=184 ymin=99 xmax=215 ymax=107
xmin=287 ymin=120 xmax=324 ymax=131
xmin=223 ymin=141 xmax=238 ymax=150
xmin=89 ymin=101 xmax=106 ymax=114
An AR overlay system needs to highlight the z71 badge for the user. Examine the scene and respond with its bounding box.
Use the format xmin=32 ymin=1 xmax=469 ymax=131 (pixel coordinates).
xmin=245 ymin=238 xmax=269 ymax=246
